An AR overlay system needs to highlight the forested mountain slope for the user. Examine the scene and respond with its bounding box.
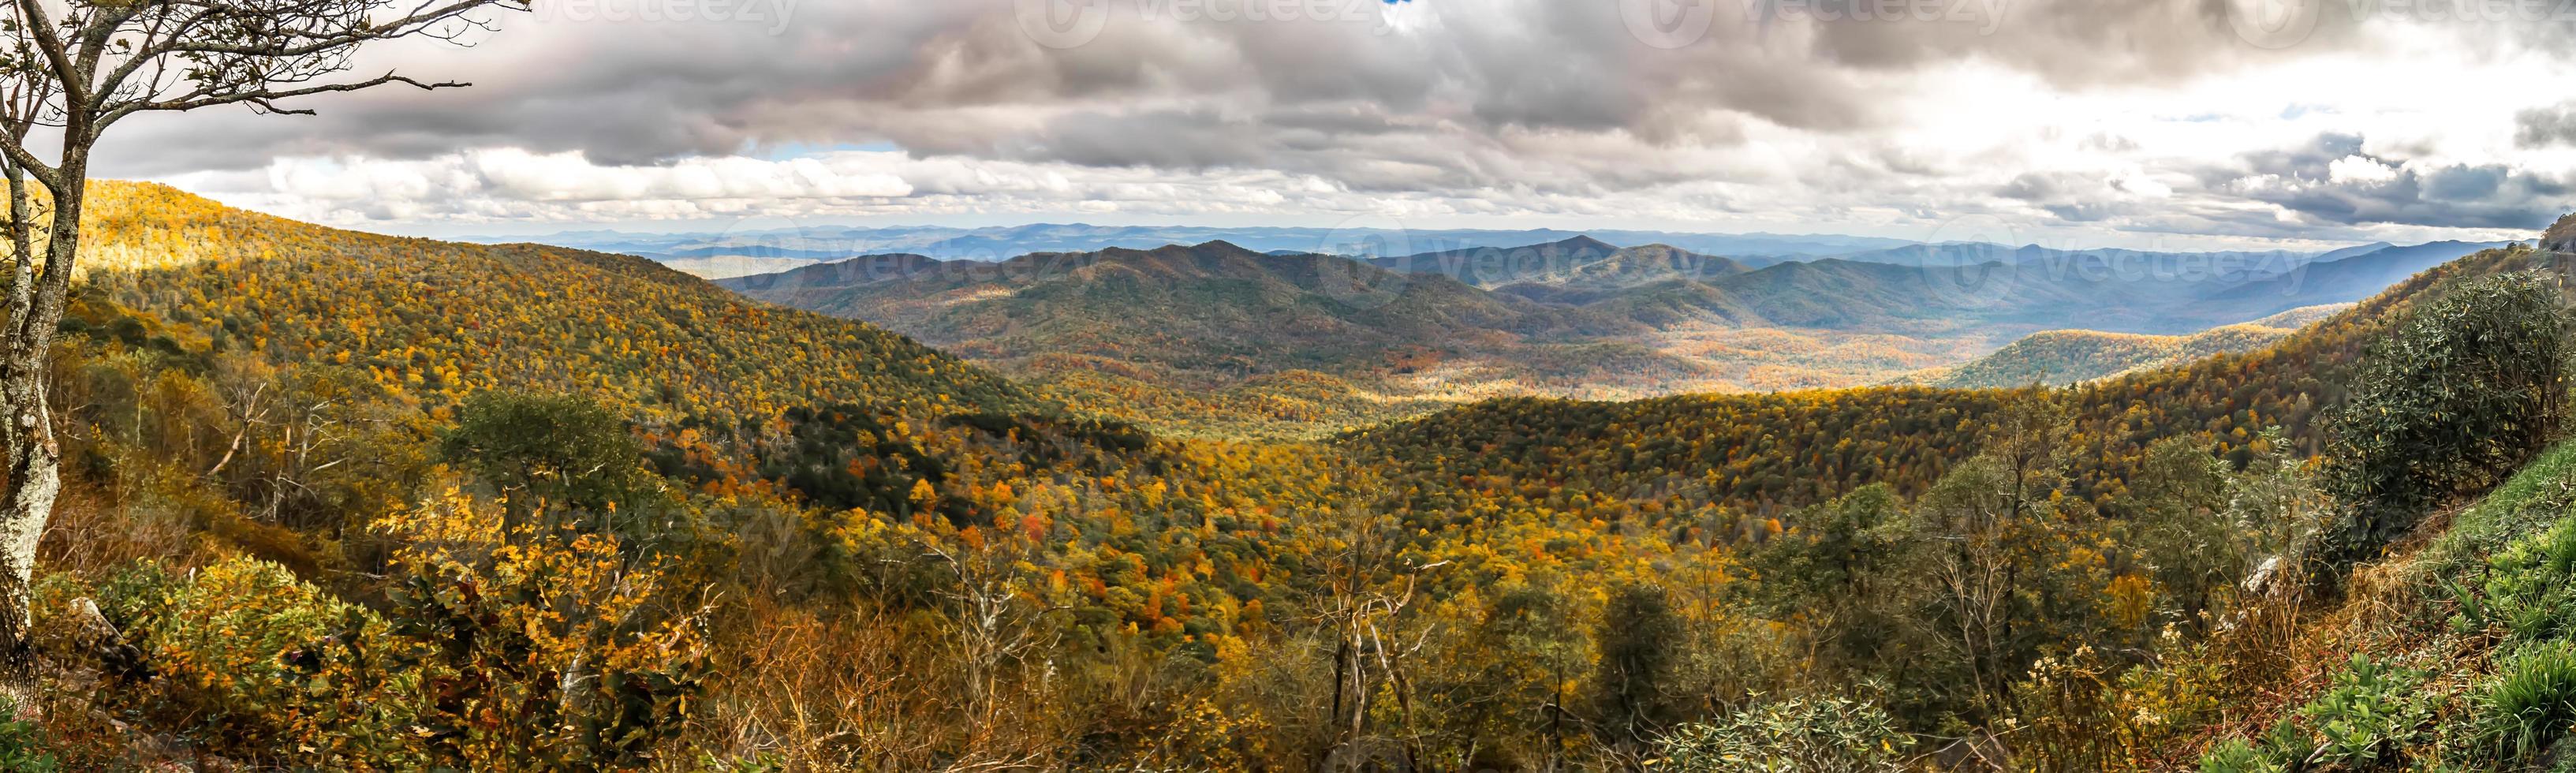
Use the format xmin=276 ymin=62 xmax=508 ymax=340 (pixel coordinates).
xmin=1366 ymin=236 xmax=1749 ymax=289
xmin=1831 ymin=241 xmax=2320 ymax=271
xmin=1684 ymin=245 xmax=2450 ymax=336
xmin=1907 ymin=304 xmax=2351 ymax=389
xmin=542 ymin=222 xmax=1913 ymax=268
xmin=723 ymin=240 xmax=1626 ymax=371
xmin=1348 ymin=243 xmax=2574 ymax=520
xmin=75 ymin=182 xmax=1041 ymax=427
xmin=2205 ymin=239 xmax=2512 ymax=306
xmin=722 ymin=236 xmax=2489 ymax=438
xmin=31 ymin=183 xmax=1382 ymax=768
xmin=28 ymin=183 xmax=2576 ymax=771
xmin=722 ymin=239 xmax=1720 ymax=437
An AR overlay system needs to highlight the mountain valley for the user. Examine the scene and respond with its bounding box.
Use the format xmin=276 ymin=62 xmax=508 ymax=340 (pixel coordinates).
xmin=718 ymin=230 xmax=2506 ymax=437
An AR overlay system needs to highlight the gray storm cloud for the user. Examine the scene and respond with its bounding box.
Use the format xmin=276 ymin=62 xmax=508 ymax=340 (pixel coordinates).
xmin=102 ymin=0 xmax=2576 ymax=241
xmin=98 ymin=1 xmax=2354 ymax=169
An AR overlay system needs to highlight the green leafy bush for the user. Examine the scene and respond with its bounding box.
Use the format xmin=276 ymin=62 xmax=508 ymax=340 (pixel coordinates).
xmin=0 ymin=697 xmax=61 ymax=772
xmin=1653 ymin=694 xmax=1911 ymax=772
xmin=2197 ymin=737 xmax=2285 ymax=773
xmin=2477 ymin=640 xmax=2576 ymax=762
xmin=2452 ymin=519 xmax=2576 ymax=643
xmin=438 ymin=390 xmax=661 ymax=526
xmin=376 ymin=488 xmax=708 ymax=771
xmin=2321 ymin=272 xmax=2572 ymax=565
xmin=108 ymin=557 xmax=427 ymax=769
xmin=2297 ymin=654 xmax=2432 ymax=767
xmin=2189 ymin=704 xmax=2318 ymax=771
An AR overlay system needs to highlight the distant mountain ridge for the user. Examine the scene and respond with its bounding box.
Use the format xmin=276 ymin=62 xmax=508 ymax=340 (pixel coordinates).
xmin=1366 ymin=236 xmax=1747 ymax=289
xmin=716 ymin=233 xmax=2516 ymax=437
xmin=492 ymin=221 xmax=2491 ymax=307
xmin=724 ymin=239 xmax=1717 ymax=436
xmin=721 ymin=239 xmax=1645 ymax=353
xmin=1832 ymin=242 xmax=2324 ymax=274
xmin=1906 ymin=304 xmax=2354 ymax=389
xmin=2203 ymin=240 xmax=2511 ymax=305
xmin=1882 ymin=239 xmax=2511 ymax=392
xmin=487 ymin=222 xmax=1921 ymax=274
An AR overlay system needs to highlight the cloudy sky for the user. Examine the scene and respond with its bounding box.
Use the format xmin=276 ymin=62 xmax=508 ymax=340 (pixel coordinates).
xmin=128 ymin=0 xmax=2576 ymax=250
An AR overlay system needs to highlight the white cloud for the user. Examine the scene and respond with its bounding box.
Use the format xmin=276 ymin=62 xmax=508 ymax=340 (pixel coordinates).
xmin=109 ymin=0 xmax=2576 ymax=246
xmin=2326 ymin=155 xmax=2401 ymax=185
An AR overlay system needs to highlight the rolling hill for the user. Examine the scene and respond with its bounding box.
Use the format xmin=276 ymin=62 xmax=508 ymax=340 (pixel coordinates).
xmin=1832 ymin=242 xmax=2320 ymax=272
xmin=1364 ymin=236 xmax=1748 ymax=289
xmin=1348 ymin=241 xmax=2576 ymax=517
xmin=718 ymin=233 xmax=2520 ymax=437
xmin=722 ymin=240 xmax=1727 ymax=436
xmin=1906 ymin=304 xmax=2352 ymax=389
xmin=2199 ymin=239 xmax=2511 ymax=306
xmin=1436 ymin=238 xmax=2491 ymax=338
xmin=68 ymin=182 xmax=1044 ymax=431
xmin=497 ymin=222 xmax=1916 ymax=267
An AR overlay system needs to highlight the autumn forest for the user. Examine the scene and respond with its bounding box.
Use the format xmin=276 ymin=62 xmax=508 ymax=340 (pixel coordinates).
xmin=0 ymin=167 xmax=2553 ymax=771
xmin=1 ymin=1 xmax=2574 ymax=771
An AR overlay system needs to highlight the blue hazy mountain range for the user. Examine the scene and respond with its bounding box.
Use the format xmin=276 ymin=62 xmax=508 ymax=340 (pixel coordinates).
xmin=476 ymin=223 xmax=2514 ymax=321
xmin=719 ymin=233 xmax=2516 ymax=361
xmin=464 ymin=223 xmax=1917 ymax=270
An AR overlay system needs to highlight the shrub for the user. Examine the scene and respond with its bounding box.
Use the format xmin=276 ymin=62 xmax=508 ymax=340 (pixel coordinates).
xmin=0 ymin=697 xmax=60 ymax=772
xmin=2454 ymin=520 xmax=2576 ymax=643
xmin=2197 ymin=738 xmax=2285 ymax=773
xmin=2321 ymin=272 xmax=2572 ymax=565
xmin=439 ymin=390 xmax=659 ymax=526
xmin=1653 ymin=694 xmax=1911 ymax=773
xmin=2297 ymin=654 xmax=2432 ymax=767
xmin=110 ymin=556 xmax=427 ymax=769
xmin=2108 ymin=639 xmax=2231 ymax=763
xmin=376 ymin=486 xmax=710 ymax=771
xmin=2477 ymin=640 xmax=2576 ymax=762
xmin=2257 ymin=716 xmax=2318 ymax=767
xmin=1595 ymin=583 xmax=1684 ymax=744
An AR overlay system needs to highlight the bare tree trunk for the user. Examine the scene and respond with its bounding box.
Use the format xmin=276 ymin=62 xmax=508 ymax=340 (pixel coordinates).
xmin=0 ymin=163 xmax=80 ymax=708
xmin=1329 ymin=635 xmax=1350 ymax=734
xmin=0 ymin=401 xmax=55 ymax=710
xmin=1546 ymin=675 xmax=1564 ymax=773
